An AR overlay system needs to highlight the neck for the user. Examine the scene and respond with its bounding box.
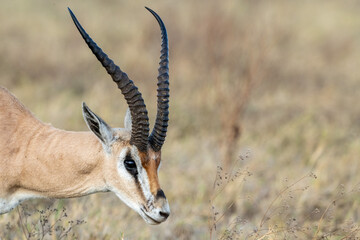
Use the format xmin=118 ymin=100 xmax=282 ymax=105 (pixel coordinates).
xmin=16 ymin=123 xmax=108 ymax=199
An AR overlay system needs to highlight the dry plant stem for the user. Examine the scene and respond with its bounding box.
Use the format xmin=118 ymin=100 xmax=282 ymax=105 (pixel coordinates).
xmin=256 ymin=228 xmax=302 ymax=240
xmin=265 ymin=187 xmax=309 ymax=220
xmin=209 ymin=154 xmax=251 ymax=239
xmin=209 ymin=225 xmax=214 ymax=240
xmin=312 ymin=199 xmax=338 ymax=240
xmin=339 ymin=226 xmax=360 ymax=240
xmin=9 ymin=205 xmax=85 ymax=239
xmin=17 ymin=206 xmax=29 ymax=240
xmin=209 ymin=171 xmax=235 ymax=239
xmin=59 ymin=227 xmax=72 ymax=239
xmin=40 ymin=212 xmax=45 ymax=239
xmin=209 ymin=174 xmax=240 ymax=237
xmin=248 ymin=225 xmax=299 ymax=239
xmin=256 ymin=229 xmax=282 ymax=240
xmin=220 ymin=221 xmax=237 ymax=238
xmin=208 ymin=202 xmax=216 ymax=240
xmin=211 ymin=178 xmax=230 ymax=201
xmin=302 ymin=208 xmax=320 ymax=224
xmin=45 ymin=212 xmax=62 ymax=238
xmin=214 ymin=202 xmax=235 ymax=226
xmin=259 ymin=174 xmax=309 ymax=228
xmin=312 ymin=183 xmax=360 ymax=239
xmin=211 ymin=160 xmax=246 ymax=201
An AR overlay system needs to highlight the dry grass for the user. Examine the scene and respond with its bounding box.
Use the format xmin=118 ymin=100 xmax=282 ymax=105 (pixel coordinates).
xmin=1 ymin=0 xmax=360 ymax=239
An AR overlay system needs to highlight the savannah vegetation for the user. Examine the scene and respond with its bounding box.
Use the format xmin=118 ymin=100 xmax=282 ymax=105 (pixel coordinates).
xmin=1 ymin=0 xmax=360 ymax=239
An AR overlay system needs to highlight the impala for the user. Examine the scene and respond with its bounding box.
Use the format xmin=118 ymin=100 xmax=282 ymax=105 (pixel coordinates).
xmin=0 ymin=7 xmax=170 ymax=225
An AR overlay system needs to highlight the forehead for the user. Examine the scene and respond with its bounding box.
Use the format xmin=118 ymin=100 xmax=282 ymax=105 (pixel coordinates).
xmin=139 ymin=149 xmax=161 ymax=167
xmin=111 ymin=139 xmax=161 ymax=167
xmin=113 ymin=128 xmax=131 ymax=141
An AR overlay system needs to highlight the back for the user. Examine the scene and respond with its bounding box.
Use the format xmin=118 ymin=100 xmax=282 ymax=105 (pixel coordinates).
xmin=0 ymin=87 xmax=40 ymax=164
xmin=0 ymin=87 xmax=33 ymax=136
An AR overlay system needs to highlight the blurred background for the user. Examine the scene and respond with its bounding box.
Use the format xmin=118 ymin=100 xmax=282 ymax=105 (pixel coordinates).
xmin=1 ymin=0 xmax=360 ymax=239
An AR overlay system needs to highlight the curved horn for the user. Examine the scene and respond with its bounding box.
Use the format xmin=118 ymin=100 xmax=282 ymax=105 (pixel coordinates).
xmin=68 ymin=8 xmax=149 ymax=152
xmin=145 ymin=7 xmax=170 ymax=152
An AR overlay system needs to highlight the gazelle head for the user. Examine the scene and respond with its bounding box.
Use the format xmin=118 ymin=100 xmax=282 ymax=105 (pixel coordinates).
xmin=68 ymin=7 xmax=170 ymax=225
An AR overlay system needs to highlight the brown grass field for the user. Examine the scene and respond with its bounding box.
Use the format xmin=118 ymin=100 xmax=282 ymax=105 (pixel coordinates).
xmin=1 ymin=0 xmax=360 ymax=239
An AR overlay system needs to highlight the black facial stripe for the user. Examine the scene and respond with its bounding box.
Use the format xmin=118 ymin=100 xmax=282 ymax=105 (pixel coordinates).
xmin=134 ymin=177 xmax=146 ymax=202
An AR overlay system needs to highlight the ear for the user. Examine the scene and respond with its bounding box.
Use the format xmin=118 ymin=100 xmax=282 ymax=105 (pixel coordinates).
xmin=82 ymin=102 xmax=114 ymax=146
xmin=124 ymin=108 xmax=132 ymax=131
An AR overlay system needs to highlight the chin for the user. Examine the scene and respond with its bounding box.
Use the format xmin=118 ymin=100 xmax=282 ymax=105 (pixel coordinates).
xmin=144 ymin=218 xmax=162 ymax=225
xmin=139 ymin=208 xmax=167 ymax=225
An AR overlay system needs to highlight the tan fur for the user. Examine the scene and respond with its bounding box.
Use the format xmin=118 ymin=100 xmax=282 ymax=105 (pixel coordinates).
xmin=0 ymin=87 xmax=107 ymax=199
xmin=0 ymin=87 xmax=158 ymax=198
xmin=0 ymin=87 xmax=169 ymax=224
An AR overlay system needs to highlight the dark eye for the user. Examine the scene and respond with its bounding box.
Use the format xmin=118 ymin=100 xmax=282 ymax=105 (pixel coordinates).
xmin=124 ymin=155 xmax=138 ymax=175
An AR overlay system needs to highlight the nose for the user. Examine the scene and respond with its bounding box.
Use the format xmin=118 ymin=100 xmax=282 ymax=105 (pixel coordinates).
xmin=154 ymin=189 xmax=170 ymax=220
xmin=156 ymin=189 xmax=166 ymax=199
xmin=159 ymin=211 xmax=170 ymax=219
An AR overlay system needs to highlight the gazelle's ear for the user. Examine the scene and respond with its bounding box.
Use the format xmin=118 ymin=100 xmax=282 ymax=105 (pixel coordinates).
xmin=82 ymin=102 xmax=114 ymax=146
xmin=124 ymin=108 xmax=132 ymax=131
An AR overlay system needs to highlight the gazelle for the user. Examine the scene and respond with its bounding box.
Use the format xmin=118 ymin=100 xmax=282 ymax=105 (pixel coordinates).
xmin=0 ymin=7 xmax=170 ymax=224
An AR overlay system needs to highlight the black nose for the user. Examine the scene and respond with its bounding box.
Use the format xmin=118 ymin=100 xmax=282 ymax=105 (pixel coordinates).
xmin=156 ymin=189 xmax=166 ymax=199
xmin=159 ymin=211 xmax=170 ymax=219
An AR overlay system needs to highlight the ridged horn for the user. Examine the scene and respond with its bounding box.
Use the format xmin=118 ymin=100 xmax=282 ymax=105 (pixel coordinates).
xmin=68 ymin=8 xmax=149 ymax=152
xmin=145 ymin=7 xmax=170 ymax=152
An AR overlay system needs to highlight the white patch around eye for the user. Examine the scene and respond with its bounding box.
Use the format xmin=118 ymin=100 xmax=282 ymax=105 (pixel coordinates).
xmin=111 ymin=147 xmax=142 ymax=212
xmin=116 ymin=148 xmax=134 ymax=182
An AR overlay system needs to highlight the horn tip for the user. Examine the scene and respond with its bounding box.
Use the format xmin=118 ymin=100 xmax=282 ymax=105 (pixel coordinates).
xmin=67 ymin=7 xmax=74 ymax=15
xmin=144 ymin=6 xmax=157 ymax=16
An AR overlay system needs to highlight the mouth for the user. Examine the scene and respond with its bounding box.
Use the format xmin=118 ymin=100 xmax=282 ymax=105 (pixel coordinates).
xmin=140 ymin=208 xmax=162 ymax=225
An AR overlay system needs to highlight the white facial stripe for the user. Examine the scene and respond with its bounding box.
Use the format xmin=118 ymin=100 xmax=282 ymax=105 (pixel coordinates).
xmin=157 ymin=161 xmax=162 ymax=174
xmin=129 ymin=147 xmax=153 ymax=205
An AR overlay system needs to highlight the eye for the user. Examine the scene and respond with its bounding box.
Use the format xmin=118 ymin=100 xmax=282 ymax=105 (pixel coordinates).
xmin=124 ymin=155 xmax=138 ymax=175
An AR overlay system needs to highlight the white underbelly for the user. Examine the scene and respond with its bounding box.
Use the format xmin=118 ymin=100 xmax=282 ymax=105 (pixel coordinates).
xmin=0 ymin=193 xmax=41 ymax=214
